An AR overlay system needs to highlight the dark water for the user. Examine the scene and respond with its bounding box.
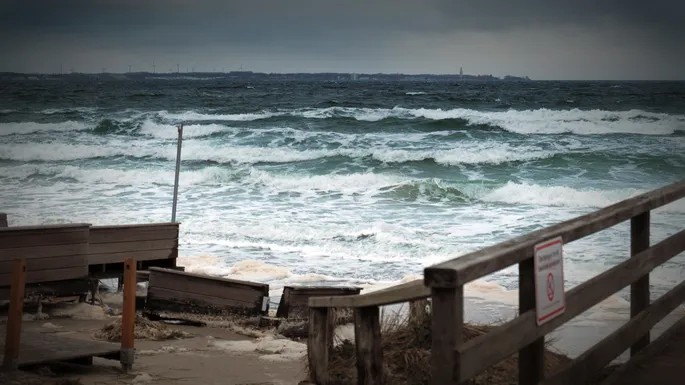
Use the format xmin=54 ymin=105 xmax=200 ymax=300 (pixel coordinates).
xmin=0 ymin=78 xmax=684 ymax=298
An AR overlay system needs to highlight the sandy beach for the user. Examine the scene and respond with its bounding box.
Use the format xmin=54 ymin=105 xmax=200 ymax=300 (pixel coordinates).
xmin=0 ymin=297 xmax=309 ymax=385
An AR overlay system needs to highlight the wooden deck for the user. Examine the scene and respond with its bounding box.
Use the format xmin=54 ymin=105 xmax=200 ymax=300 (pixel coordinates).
xmin=600 ymin=315 xmax=685 ymax=385
xmin=0 ymin=330 xmax=119 ymax=368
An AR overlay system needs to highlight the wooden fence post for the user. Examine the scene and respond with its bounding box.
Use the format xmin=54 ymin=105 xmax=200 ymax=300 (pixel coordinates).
xmin=430 ymin=286 xmax=463 ymax=385
xmin=630 ymin=211 xmax=650 ymax=356
xmin=2 ymin=259 xmax=26 ymax=371
xmin=355 ymin=306 xmax=383 ymax=385
xmin=120 ymin=258 xmax=136 ymax=372
xmin=519 ymin=257 xmax=545 ymax=384
xmin=308 ymin=307 xmax=334 ymax=384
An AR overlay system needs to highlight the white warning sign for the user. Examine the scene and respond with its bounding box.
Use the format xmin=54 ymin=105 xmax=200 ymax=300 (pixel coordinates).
xmin=533 ymin=236 xmax=565 ymax=325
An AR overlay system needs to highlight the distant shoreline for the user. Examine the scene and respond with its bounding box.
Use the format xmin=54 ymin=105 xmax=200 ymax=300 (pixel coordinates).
xmin=0 ymin=71 xmax=531 ymax=82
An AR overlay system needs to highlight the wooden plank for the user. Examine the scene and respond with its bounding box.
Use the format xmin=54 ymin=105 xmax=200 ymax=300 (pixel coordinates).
xmin=0 ymin=223 xmax=90 ymax=236
xmin=0 ymin=243 xmax=88 ymax=261
xmin=276 ymin=287 xmax=291 ymax=318
xmin=89 ymin=239 xmax=177 ymax=254
xmin=150 ymin=270 xmax=266 ymax=302
xmin=431 ymin=286 xmax=462 ymax=385
xmin=308 ymin=307 xmax=334 ymax=385
xmin=147 ymin=287 xmax=265 ymax=315
xmin=288 ymin=287 xmax=361 ymax=305
xmin=88 ymin=249 xmax=176 ymax=265
xmin=354 ymin=306 xmax=384 ymax=385
xmin=280 ymin=286 xmax=361 ymax=320
xmin=425 ymin=180 xmax=685 ymax=287
xmin=599 ymin=314 xmax=685 ymax=385
xmin=2 ymin=259 xmax=26 ymax=371
xmin=541 ymin=277 xmax=685 ymax=385
xmin=309 ymin=279 xmax=430 ymax=308
xmin=148 ymin=267 xmax=268 ymax=290
xmin=0 ymin=228 xmax=89 ymax=249
xmin=0 ymin=266 xmax=88 ymax=286
xmin=0 ymin=331 xmax=119 ymax=368
xmin=456 ymin=228 xmax=685 ymax=382
xmin=518 ymin=257 xmax=544 ymax=385
xmin=0 ymin=255 xmax=86 ymax=273
xmin=92 ymin=222 xmax=179 ymax=230
xmin=630 ymin=212 xmax=650 ymax=357
xmin=121 ymin=258 xmax=136 ymax=372
xmin=148 ymin=287 xmax=262 ymax=308
xmin=90 ymin=225 xmax=178 ymax=243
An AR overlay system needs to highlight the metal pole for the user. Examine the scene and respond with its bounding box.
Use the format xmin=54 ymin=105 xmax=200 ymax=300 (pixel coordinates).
xmin=171 ymin=123 xmax=183 ymax=222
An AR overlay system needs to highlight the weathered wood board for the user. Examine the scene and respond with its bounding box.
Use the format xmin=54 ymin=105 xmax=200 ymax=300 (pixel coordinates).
xmin=0 ymin=224 xmax=91 ymax=287
xmin=0 ymin=213 xmax=7 ymax=227
xmin=145 ymin=267 xmax=269 ymax=316
xmin=277 ymin=286 xmax=361 ymax=320
xmin=89 ymin=223 xmax=179 ymax=265
xmin=0 ymin=330 xmax=119 ymax=368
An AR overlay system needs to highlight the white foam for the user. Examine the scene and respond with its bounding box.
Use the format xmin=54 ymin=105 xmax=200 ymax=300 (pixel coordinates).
xmin=0 ymin=121 xmax=89 ymax=136
xmin=158 ymin=110 xmax=277 ymax=122
xmin=211 ymin=336 xmax=306 ymax=361
xmin=479 ymin=182 xmax=645 ymax=208
xmin=139 ymin=120 xmax=231 ymax=139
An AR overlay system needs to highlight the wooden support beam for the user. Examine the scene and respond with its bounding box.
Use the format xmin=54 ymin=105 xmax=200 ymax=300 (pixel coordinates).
xmin=120 ymin=257 xmax=136 ymax=372
xmin=308 ymin=307 xmax=334 ymax=384
xmin=630 ymin=211 xmax=650 ymax=357
xmin=518 ymin=257 xmax=544 ymax=385
xmin=354 ymin=306 xmax=384 ymax=385
xmin=2 ymin=259 xmax=26 ymax=371
xmin=431 ymin=286 xmax=462 ymax=385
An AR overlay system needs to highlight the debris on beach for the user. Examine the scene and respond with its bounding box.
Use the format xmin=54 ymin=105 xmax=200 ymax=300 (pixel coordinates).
xmin=93 ymin=314 xmax=191 ymax=342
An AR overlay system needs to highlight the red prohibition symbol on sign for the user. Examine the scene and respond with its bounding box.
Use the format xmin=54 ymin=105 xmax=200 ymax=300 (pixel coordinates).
xmin=546 ymin=273 xmax=555 ymax=301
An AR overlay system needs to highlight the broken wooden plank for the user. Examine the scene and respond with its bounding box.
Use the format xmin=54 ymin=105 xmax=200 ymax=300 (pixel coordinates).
xmin=278 ymin=286 xmax=361 ymax=320
xmin=145 ymin=268 xmax=269 ymax=316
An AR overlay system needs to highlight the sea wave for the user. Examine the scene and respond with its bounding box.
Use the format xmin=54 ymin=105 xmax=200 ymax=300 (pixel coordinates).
xmin=4 ymin=163 xmax=682 ymax=213
xmin=0 ymin=121 xmax=90 ymax=136
xmin=0 ymin=139 xmax=561 ymax=166
xmin=155 ymin=107 xmax=685 ymax=135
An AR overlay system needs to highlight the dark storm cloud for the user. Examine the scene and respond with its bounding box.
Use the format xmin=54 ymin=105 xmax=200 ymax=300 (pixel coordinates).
xmin=1 ymin=1 xmax=684 ymax=78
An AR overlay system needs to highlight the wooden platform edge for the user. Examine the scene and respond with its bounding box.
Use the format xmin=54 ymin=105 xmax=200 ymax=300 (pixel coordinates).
xmin=598 ymin=313 xmax=685 ymax=385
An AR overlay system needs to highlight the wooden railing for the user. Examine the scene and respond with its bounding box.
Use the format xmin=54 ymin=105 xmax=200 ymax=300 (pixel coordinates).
xmin=307 ymin=179 xmax=685 ymax=385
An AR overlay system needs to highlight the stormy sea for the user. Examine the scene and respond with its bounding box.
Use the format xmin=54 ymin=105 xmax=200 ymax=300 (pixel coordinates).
xmin=1 ymin=78 xmax=684 ymax=355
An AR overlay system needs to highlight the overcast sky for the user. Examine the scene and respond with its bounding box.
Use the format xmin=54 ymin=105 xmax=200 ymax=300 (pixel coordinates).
xmin=1 ymin=0 xmax=684 ymax=80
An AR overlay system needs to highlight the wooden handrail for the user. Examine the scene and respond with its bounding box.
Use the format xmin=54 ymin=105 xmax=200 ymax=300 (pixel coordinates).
xmin=424 ymin=179 xmax=685 ymax=288
xmin=455 ymin=228 xmax=685 ymax=381
xmin=308 ymin=279 xmax=429 ymax=308
xmin=306 ymin=179 xmax=685 ymax=385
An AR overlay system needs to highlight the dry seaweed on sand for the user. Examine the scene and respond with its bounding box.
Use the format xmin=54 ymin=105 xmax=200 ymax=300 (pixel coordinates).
xmin=314 ymin=301 xmax=574 ymax=385
xmin=92 ymin=314 xmax=192 ymax=342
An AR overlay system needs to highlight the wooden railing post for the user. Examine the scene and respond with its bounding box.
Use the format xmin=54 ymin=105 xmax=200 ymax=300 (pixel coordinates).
xmin=120 ymin=258 xmax=136 ymax=372
xmin=0 ymin=212 xmax=7 ymax=227
xmin=2 ymin=259 xmax=26 ymax=371
xmin=355 ymin=306 xmax=384 ymax=385
xmin=430 ymin=286 xmax=463 ymax=385
xmin=630 ymin=211 xmax=650 ymax=356
xmin=519 ymin=257 xmax=545 ymax=384
xmin=308 ymin=307 xmax=334 ymax=384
